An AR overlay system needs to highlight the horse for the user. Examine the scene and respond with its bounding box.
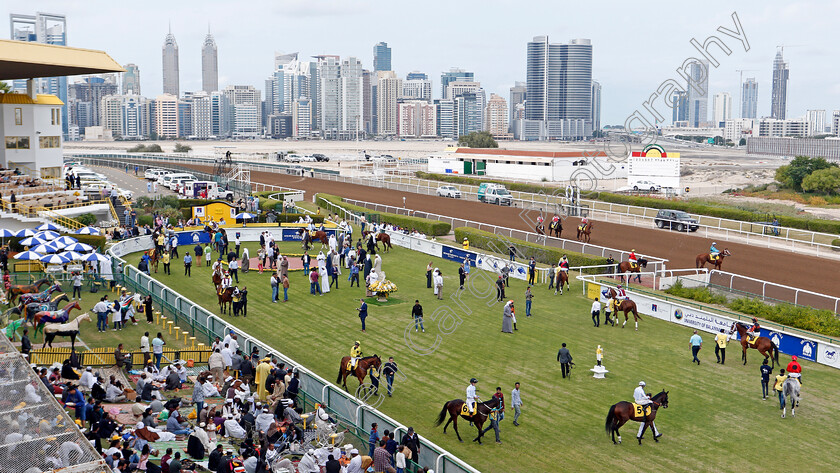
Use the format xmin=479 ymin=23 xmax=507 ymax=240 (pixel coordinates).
xmin=696 ymin=248 xmax=732 ymax=270
xmin=147 ymin=248 xmax=161 ymax=273
xmin=613 ymin=299 xmax=641 ymax=330
xmin=535 ymin=223 xmax=545 ymax=235
xmin=554 ymin=270 xmax=570 ymax=295
xmin=782 ymin=376 xmax=801 ymax=418
xmin=336 ymin=355 xmax=381 ymax=392
xmin=212 ymin=267 xmax=222 ymax=288
xmin=217 ymin=287 xmax=234 ymax=314
xmin=17 ymin=283 xmax=63 ymax=307
xmin=617 ymin=258 xmax=648 ymax=284
xmin=549 ymin=218 xmax=563 ymax=238
xmin=576 ymin=222 xmax=593 ymax=243
xmin=376 ymin=233 xmax=392 ymax=252
xmin=8 ymin=277 xmax=52 ymax=304
xmin=434 ymin=396 xmax=502 ymax=444
xmin=4 ymin=318 xmax=26 ymax=341
xmin=33 ymin=300 xmax=82 ymax=339
xmin=729 ymin=322 xmax=780 ymax=368
xmin=23 ymin=292 xmax=70 ymax=323
xmin=605 ymin=390 xmax=669 ymax=445
xmin=42 ymin=312 xmax=91 ymax=349
xmin=298 ymin=228 xmax=328 ymax=250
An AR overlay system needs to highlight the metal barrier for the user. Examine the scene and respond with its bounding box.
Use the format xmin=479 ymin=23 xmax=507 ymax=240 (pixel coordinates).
xmin=106 ymin=236 xmax=480 ymax=473
xmin=709 ymin=270 xmax=840 ymax=315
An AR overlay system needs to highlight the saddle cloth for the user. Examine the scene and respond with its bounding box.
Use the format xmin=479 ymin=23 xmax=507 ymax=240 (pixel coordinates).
xmin=632 ymin=403 xmax=652 ymax=417
xmin=747 ymin=335 xmax=759 ymax=346
xmin=346 ymin=360 xmax=357 ymax=371
xmin=460 ymin=403 xmax=476 ymax=417
xmin=578 ymin=224 xmax=585 ymax=232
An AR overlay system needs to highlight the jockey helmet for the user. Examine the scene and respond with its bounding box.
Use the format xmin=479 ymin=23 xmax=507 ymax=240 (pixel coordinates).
xmin=354 ymin=341 xmax=360 ymax=345
xmin=617 ymin=284 xmax=622 ymax=288
xmin=470 ymin=378 xmax=477 ymax=384
xmin=631 ymin=249 xmax=636 ymax=252
xmin=639 ymin=381 xmax=646 ymax=386
xmin=752 ymin=317 xmax=758 ymax=323
xmin=791 ymin=355 xmax=797 ymax=361
xmin=712 ymin=242 xmax=717 ymax=245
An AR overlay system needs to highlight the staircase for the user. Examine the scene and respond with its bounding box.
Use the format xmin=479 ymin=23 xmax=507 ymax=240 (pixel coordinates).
xmin=112 ymin=197 xmax=128 ymax=226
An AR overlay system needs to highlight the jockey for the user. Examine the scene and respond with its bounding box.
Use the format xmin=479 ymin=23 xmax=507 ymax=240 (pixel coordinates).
xmin=552 ymin=215 xmax=560 ymax=224
xmin=350 ymin=341 xmax=362 ymax=369
xmin=786 ymin=356 xmax=802 ymax=384
xmin=634 ymin=381 xmax=661 ymax=439
xmin=536 ymin=215 xmax=544 ymax=226
xmin=615 ymin=284 xmax=627 ymax=298
xmin=747 ymin=317 xmax=760 ymax=339
xmin=559 ymin=256 xmax=570 ymax=273
xmin=628 ymin=249 xmax=638 ymax=268
xmin=466 ymin=378 xmax=480 ymax=415
xmin=212 ymin=258 xmax=223 ymax=273
xmin=307 ymin=221 xmax=315 ymax=233
xmin=710 ymin=242 xmax=720 ymax=260
xmin=219 ymin=271 xmax=232 ymax=294
xmin=581 ymin=216 xmax=589 ymax=226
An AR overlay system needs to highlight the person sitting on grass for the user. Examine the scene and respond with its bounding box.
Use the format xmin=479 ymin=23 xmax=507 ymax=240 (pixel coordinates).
xmin=105 ymin=380 xmax=127 ymax=403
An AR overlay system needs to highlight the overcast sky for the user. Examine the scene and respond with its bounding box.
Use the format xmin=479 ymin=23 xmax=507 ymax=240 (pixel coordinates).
xmin=6 ymin=0 xmax=840 ymax=125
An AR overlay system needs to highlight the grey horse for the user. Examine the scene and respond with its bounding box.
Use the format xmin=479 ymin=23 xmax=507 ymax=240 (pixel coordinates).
xmin=782 ymin=376 xmax=801 ymax=418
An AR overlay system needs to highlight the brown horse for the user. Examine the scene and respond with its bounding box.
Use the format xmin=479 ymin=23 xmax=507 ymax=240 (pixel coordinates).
xmin=8 ymin=277 xmax=52 ymax=305
xmin=434 ymin=396 xmax=502 ymax=444
xmin=298 ymin=228 xmax=328 ymax=250
xmin=535 ymin=223 xmax=545 ymax=235
xmin=549 ymin=218 xmax=563 ymax=238
xmin=376 ymin=233 xmax=392 ymax=252
xmin=212 ymin=266 xmax=222 ymax=288
xmin=576 ymin=221 xmax=593 ymax=243
xmin=696 ymin=248 xmax=731 ymax=270
xmin=613 ymin=299 xmax=641 ymax=330
xmin=217 ymin=287 xmax=234 ymax=314
xmin=605 ymin=390 xmax=669 ymax=445
xmin=554 ymin=270 xmax=570 ymax=295
xmin=730 ymin=322 xmax=779 ymax=367
xmin=148 ymin=248 xmax=161 ymax=273
xmin=336 ymin=355 xmax=381 ymax=391
xmin=617 ymin=258 xmax=648 ymax=284
xmin=33 ymin=300 xmax=81 ymax=339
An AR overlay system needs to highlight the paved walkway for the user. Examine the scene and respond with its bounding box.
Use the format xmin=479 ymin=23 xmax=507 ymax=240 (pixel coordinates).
xmin=88 ymin=165 xmax=178 ymax=199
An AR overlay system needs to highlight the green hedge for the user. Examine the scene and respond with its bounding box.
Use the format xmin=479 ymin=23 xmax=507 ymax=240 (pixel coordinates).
xmin=417 ymin=171 xmax=840 ymax=235
xmin=317 ymin=194 xmax=451 ymax=236
xmin=665 ymin=281 xmax=840 ymax=338
xmin=454 ymin=227 xmax=607 ymax=272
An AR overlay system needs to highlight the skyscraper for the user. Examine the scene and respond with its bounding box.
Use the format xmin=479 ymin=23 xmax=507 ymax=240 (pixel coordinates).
xmin=672 ymin=90 xmax=688 ymax=123
xmin=223 ymin=85 xmax=261 ymax=139
xmin=201 ymin=30 xmax=218 ymax=93
xmin=485 ymin=94 xmax=509 ymax=136
xmin=122 ymin=64 xmax=141 ymax=95
xmin=340 ymin=57 xmax=363 ymax=138
xmin=402 ymin=78 xmax=432 ymax=101
xmin=712 ymin=92 xmax=732 ymax=127
xmin=68 ymin=76 xmax=119 ymax=128
xmin=373 ymin=42 xmax=391 ymax=72
xmin=162 ymin=29 xmax=180 ymax=97
xmin=509 ymin=82 xmax=526 ymax=131
xmin=10 ymin=12 xmax=69 ymax=137
xmin=155 ymin=94 xmax=179 ymax=138
xmin=441 ymin=69 xmax=474 ymax=99
xmin=686 ymin=60 xmax=709 ymax=127
xmin=741 ymin=77 xmax=758 ymax=119
xmin=316 ymin=55 xmax=341 ymax=138
xmin=805 ymin=109 xmax=826 ymax=135
xmin=191 ymin=92 xmax=212 ymax=139
xmin=591 ymin=80 xmax=601 ymax=132
xmin=523 ymin=36 xmax=593 ymax=139
xmin=406 ymin=71 xmax=428 ymax=81
xmin=771 ymin=49 xmax=789 ymax=119
xmin=376 ymin=71 xmax=401 ymax=135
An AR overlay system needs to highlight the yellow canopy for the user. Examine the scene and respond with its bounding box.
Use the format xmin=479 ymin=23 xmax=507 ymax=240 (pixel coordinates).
xmin=0 ymin=39 xmax=124 ymax=80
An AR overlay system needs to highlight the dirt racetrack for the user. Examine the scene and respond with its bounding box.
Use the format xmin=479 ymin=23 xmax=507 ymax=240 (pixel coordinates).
xmin=145 ymin=161 xmax=840 ymax=302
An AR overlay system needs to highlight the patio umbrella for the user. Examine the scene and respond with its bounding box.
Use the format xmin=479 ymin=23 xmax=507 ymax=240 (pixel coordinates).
xmin=13 ymin=251 xmax=43 ymax=260
xmin=59 ymin=251 xmax=84 ymax=261
xmin=40 ymin=253 xmax=70 ymax=265
xmin=15 ymin=229 xmax=36 ymax=238
xmin=64 ymin=242 xmax=94 ymax=252
xmin=19 ymin=236 xmax=47 ymax=247
xmin=54 ymin=236 xmax=79 ymax=246
xmin=36 ymin=223 xmax=60 ymax=231
xmin=75 ymin=226 xmax=101 ymax=235
xmin=234 ymin=212 xmax=256 ymax=219
xmin=84 ymin=252 xmax=110 ymax=263
xmin=0 ymin=228 xmax=13 ymax=245
xmin=35 ymin=230 xmax=60 ymax=240
xmin=31 ymin=243 xmax=58 ymax=254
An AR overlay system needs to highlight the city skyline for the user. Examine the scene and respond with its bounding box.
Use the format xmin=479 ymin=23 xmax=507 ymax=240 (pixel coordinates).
xmin=6 ymin=1 xmax=840 ymax=126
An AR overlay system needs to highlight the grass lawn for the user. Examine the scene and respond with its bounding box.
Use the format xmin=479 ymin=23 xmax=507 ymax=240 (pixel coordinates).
xmin=123 ymin=238 xmax=840 ymax=472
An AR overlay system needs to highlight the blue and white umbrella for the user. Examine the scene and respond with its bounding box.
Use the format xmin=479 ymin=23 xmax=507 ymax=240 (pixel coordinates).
xmin=54 ymin=236 xmax=78 ymax=246
xmin=0 ymin=229 xmax=14 ymax=238
xmin=35 ymin=230 xmax=60 ymax=241
xmin=15 ymin=229 xmax=36 ymax=238
xmin=31 ymin=243 xmax=58 ymax=254
xmin=64 ymin=242 xmax=94 ymax=252
xmin=59 ymin=251 xmax=85 ymax=261
xmin=234 ymin=212 xmax=257 ymax=220
xmin=40 ymin=253 xmax=70 ymax=265
xmin=14 ymin=250 xmax=43 ymax=261
xmin=75 ymin=226 xmax=101 ymax=235
xmin=36 ymin=223 xmax=60 ymax=232
xmin=19 ymin=236 xmax=47 ymax=247
xmin=84 ymin=252 xmax=110 ymax=263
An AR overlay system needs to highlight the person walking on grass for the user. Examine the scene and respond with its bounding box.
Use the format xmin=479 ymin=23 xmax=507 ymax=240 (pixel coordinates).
xmin=690 ymin=330 xmax=703 ymax=365
xmin=433 ymin=269 xmax=443 ymax=300
xmin=511 ymin=382 xmax=523 ymax=426
xmin=161 ymin=251 xmax=170 ymax=275
xmin=525 ymin=286 xmax=533 ymax=317
xmin=557 ymin=343 xmax=572 ymax=379
xmin=282 ymin=274 xmax=290 ymax=302
xmin=426 ymin=262 xmax=433 ymax=289
xmin=357 ymin=298 xmax=368 ymax=333
xmin=458 ymin=263 xmax=466 ymax=290
xmin=412 ymin=300 xmax=424 ymax=333
xmin=714 ymin=329 xmax=729 ymax=364
xmin=591 ymin=297 xmax=601 ymax=327
xmin=183 ymin=252 xmax=192 ymax=277
xmin=775 ymin=369 xmax=788 ymax=411
xmin=270 ymin=273 xmax=279 ymax=303
xmin=71 ymin=271 xmax=83 ymax=300
xmin=229 ymin=258 xmax=239 ymax=284
xmin=760 ymin=357 xmax=772 ymax=400
xmin=309 ymin=267 xmax=322 ymax=295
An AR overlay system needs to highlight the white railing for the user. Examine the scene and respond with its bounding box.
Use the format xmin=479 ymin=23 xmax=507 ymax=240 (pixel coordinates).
xmin=709 ymin=270 xmax=840 ymax=314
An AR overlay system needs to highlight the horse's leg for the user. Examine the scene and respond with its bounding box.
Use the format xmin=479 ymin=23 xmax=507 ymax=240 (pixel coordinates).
xmin=622 ymin=313 xmax=627 ymax=328
xmin=442 ymin=416 xmax=453 ymax=434
xmin=742 ymin=345 xmax=748 ymax=365
xmin=638 ymin=421 xmax=648 ymax=444
xmin=473 ymin=419 xmax=484 ymax=444
xmin=453 ymin=416 xmax=462 ymax=442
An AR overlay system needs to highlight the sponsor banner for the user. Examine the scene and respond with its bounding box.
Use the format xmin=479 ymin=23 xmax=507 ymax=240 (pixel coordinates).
xmin=621 ymin=290 xmax=672 ymax=323
xmin=441 ymin=246 xmax=477 ymax=266
xmin=763 ymin=330 xmax=817 ymax=362
xmin=475 ymin=254 xmax=530 ymax=280
xmin=111 ymin=238 xmax=152 ymax=258
xmin=412 ymin=238 xmax=443 ymax=258
xmin=387 ymin=232 xmax=413 ymax=249
xmin=176 ymin=231 xmax=211 ymax=246
xmin=817 ymin=342 xmax=840 ymax=369
xmin=668 ymin=304 xmax=734 ymax=334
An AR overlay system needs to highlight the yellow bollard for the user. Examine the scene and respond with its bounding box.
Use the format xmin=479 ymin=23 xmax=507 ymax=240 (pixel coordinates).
xmin=154 ymin=311 xmax=162 ymax=325
xmin=301 ymin=414 xmax=309 ymax=430
xmin=113 ymin=284 xmax=121 ymax=294
xmin=173 ymin=327 xmax=181 ymax=340
xmin=189 ymin=337 xmax=196 ymax=349
xmin=182 ymin=332 xmax=189 ymax=344
xmin=166 ymin=320 xmax=173 ymax=334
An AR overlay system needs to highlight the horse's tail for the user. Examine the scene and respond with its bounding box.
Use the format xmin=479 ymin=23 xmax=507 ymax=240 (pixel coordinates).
xmin=605 ymin=404 xmax=616 ymax=436
xmin=773 ymin=341 xmax=780 ymax=364
xmin=434 ymin=402 xmax=450 ymax=427
xmin=336 ymin=360 xmax=345 ymax=384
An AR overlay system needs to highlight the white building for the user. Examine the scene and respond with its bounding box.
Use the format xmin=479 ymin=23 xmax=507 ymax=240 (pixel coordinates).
xmin=317 ymin=55 xmax=341 ymax=139
xmin=223 ymin=85 xmax=261 ymax=139
xmin=100 ymin=94 xmax=123 ymax=138
xmin=711 ymin=92 xmax=731 ymax=127
xmin=805 ymin=109 xmax=826 ymax=135
xmin=292 ymin=97 xmax=311 ymax=138
xmin=0 ymin=93 xmax=63 ymax=174
xmin=121 ymin=94 xmax=146 ymax=139
xmin=155 ymin=93 xmax=179 ymax=138
xmin=484 ymin=93 xmax=509 ymax=137
xmin=340 ymin=57 xmax=363 ymax=139
xmin=191 ymin=92 xmax=212 ymax=139
xmin=397 ymin=101 xmax=437 ymax=138
xmin=376 ymin=71 xmax=401 ymax=136
xmin=758 ymin=118 xmax=810 ymax=138
xmin=723 ymin=118 xmax=755 ymax=143
xmin=402 ymin=79 xmax=432 ymax=101
xmin=210 ymin=91 xmax=231 ymax=138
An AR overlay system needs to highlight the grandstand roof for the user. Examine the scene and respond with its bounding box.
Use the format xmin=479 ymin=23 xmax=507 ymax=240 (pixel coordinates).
xmin=0 ymin=39 xmax=124 ymax=80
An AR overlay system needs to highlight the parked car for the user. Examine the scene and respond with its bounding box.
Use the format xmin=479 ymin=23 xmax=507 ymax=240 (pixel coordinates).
xmin=313 ymin=153 xmax=330 ymax=162
xmin=632 ymin=180 xmax=662 ymax=192
xmin=477 ymin=183 xmax=512 ymax=206
xmin=436 ymin=185 xmax=461 ymax=198
xmin=145 ymin=168 xmax=166 ymax=180
xmin=284 ymin=154 xmax=303 ymax=163
xmin=654 ymin=209 xmax=699 ymax=232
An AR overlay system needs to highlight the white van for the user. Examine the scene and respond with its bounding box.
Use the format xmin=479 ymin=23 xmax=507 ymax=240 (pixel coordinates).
xmin=161 ymin=173 xmax=197 ymax=189
xmin=145 ymin=168 xmax=166 ymax=180
xmin=154 ymin=171 xmax=173 ymax=184
xmin=74 ymin=170 xmax=108 ymax=182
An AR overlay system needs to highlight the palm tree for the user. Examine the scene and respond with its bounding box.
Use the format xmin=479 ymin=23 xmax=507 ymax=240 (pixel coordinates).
xmin=0 ymin=81 xmax=11 ymax=94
